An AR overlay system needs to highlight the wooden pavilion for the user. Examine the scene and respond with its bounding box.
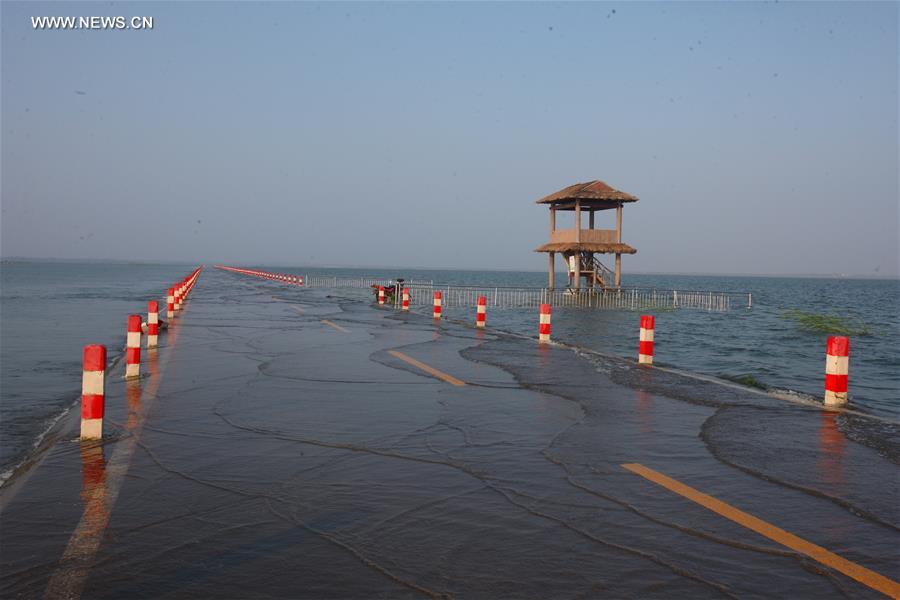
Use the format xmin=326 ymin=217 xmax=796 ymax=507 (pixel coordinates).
xmin=535 ymin=180 xmax=638 ymax=290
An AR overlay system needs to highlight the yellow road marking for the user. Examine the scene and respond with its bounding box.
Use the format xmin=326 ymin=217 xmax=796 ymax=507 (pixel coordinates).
xmin=622 ymin=463 xmax=900 ymax=598
xmin=320 ymin=319 xmax=349 ymax=333
xmin=387 ymin=350 xmax=466 ymax=387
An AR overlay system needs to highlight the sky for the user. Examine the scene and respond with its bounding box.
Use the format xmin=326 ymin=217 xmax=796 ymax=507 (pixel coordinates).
xmin=2 ymin=1 xmax=898 ymax=276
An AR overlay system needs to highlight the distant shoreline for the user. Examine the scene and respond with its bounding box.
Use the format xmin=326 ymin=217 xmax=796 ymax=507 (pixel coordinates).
xmin=1 ymin=257 xmax=897 ymax=281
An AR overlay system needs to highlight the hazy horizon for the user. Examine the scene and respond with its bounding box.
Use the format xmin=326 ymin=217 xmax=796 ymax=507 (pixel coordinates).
xmin=3 ymin=2 xmax=898 ymax=277
xmin=3 ymin=254 xmax=898 ymax=281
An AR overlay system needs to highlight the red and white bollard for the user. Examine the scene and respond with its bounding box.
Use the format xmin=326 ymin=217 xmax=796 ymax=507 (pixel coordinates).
xmin=167 ymin=287 xmax=175 ymax=320
xmin=539 ymin=304 xmax=551 ymax=343
xmin=174 ymin=285 xmax=182 ymax=311
xmin=147 ymin=301 xmax=159 ymax=348
xmin=476 ymin=296 xmax=487 ymax=328
xmin=402 ymin=288 xmax=410 ymax=311
xmin=80 ymin=345 xmax=106 ymax=440
xmin=639 ymin=315 xmax=655 ymax=365
xmin=298 ymin=275 xmax=304 ymax=286
xmin=824 ymin=336 xmax=849 ymax=407
xmin=433 ymin=291 xmax=442 ymax=319
xmin=378 ymin=286 xmax=385 ymax=305
xmin=126 ymin=314 xmax=142 ymax=379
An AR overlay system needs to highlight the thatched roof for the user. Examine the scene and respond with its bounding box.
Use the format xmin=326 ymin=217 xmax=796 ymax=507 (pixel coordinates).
xmin=535 ymin=242 xmax=637 ymax=255
xmin=536 ymin=180 xmax=638 ymax=205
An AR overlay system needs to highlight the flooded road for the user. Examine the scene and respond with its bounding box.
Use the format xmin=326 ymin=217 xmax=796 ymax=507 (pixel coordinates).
xmin=1 ymin=268 xmax=897 ymax=598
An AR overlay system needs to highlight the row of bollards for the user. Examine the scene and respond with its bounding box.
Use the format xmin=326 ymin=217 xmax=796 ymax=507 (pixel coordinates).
xmin=214 ymin=265 xmax=303 ymax=286
xmin=423 ymin=288 xmax=849 ymax=408
xmin=80 ymin=267 xmax=203 ymax=441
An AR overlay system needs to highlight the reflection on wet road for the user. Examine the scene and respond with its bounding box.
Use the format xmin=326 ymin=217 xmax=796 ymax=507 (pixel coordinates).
xmin=43 ymin=311 xmax=177 ymax=599
xmin=2 ymin=269 xmax=898 ymax=599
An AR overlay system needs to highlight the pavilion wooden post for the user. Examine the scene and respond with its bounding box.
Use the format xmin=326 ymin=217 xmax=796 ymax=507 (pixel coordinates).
xmin=549 ymin=252 xmax=555 ymax=288
xmin=587 ymin=210 xmax=595 ymax=288
xmin=549 ymin=207 xmax=556 ymax=289
xmin=574 ymin=201 xmax=581 ymax=289
xmin=615 ymin=202 xmax=623 ymax=288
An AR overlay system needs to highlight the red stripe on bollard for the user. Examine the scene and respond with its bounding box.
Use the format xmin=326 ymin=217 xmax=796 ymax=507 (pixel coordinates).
xmin=825 ymin=374 xmax=848 ymax=392
xmin=81 ymin=395 xmax=104 ymax=419
xmin=827 ymin=336 xmax=849 ymax=357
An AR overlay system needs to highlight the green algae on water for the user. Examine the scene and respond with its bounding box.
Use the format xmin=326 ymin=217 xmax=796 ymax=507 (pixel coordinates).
xmin=781 ymin=310 xmax=872 ymax=336
xmin=721 ymin=373 xmax=768 ymax=390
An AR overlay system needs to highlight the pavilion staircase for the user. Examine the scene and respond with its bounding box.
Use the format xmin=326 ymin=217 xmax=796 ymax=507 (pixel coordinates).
xmin=584 ymin=254 xmax=615 ymax=290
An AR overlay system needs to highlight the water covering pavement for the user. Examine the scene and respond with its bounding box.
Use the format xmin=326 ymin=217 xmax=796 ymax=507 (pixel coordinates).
xmin=1 ymin=268 xmax=897 ymax=598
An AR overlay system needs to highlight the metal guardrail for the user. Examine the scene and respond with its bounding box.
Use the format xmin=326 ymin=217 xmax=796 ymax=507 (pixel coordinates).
xmin=301 ymin=276 xmax=750 ymax=312
xmin=303 ymin=276 xmax=434 ymax=289
xmin=393 ymin=283 xmax=746 ymax=311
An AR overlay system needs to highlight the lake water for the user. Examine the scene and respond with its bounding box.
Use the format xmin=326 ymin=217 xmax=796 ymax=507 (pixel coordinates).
xmin=1 ymin=261 xmax=897 ymax=482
